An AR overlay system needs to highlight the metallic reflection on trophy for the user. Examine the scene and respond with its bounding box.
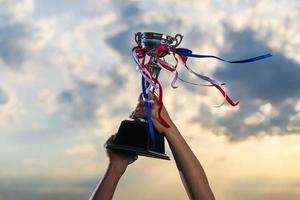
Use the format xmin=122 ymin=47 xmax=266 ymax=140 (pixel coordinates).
xmin=135 ymin=32 xmax=183 ymax=82
xmin=106 ymin=32 xmax=183 ymax=160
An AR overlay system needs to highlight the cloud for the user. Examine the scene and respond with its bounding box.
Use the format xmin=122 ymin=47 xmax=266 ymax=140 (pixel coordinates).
xmin=34 ymin=0 xmax=86 ymax=17
xmin=0 ymin=87 xmax=8 ymax=104
xmin=0 ymin=0 xmax=34 ymax=21
xmin=57 ymin=73 xmax=126 ymax=123
xmin=287 ymin=113 xmax=300 ymax=132
xmin=0 ymin=176 xmax=91 ymax=200
xmin=1 ymin=0 xmax=300 ymax=200
xmin=0 ymin=21 xmax=36 ymax=68
xmin=37 ymin=89 xmax=58 ymax=115
xmin=188 ymin=27 xmax=300 ymax=140
xmin=0 ymin=0 xmax=37 ymax=69
xmin=58 ymin=80 xmax=101 ymax=122
xmin=64 ymin=143 xmax=97 ymax=158
xmin=0 ymin=86 xmax=24 ymax=130
xmin=214 ymin=28 xmax=300 ymax=104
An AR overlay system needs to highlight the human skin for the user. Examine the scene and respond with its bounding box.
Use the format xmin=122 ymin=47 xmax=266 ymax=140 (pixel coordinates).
xmin=90 ymin=92 xmax=215 ymax=200
xmin=135 ymin=92 xmax=215 ymax=200
xmin=89 ymin=135 xmax=138 ymax=200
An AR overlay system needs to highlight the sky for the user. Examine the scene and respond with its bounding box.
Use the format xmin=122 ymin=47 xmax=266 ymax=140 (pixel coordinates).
xmin=0 ymin=0 xmax=300 ymax=199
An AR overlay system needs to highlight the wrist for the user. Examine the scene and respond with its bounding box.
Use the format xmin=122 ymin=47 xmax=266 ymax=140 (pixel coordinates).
xmin=108 ymin=162 xmax=127 ymax=176
xmin=163 ymin=123 xmax=178 ymax=137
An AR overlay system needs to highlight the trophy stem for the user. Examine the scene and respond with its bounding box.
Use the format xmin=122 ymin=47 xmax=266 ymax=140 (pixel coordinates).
xmin=146 ymin=56 xmax=162 ymax=150
xmin=148 ymin=56 xmax=161 ymax=91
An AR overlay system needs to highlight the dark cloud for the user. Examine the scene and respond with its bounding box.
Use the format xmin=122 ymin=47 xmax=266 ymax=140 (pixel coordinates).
xmin=105 ymin=29 xmax=133 ymax=63
xmin=118 ymin=1 xmax=140 ymax=21
xmin=192 ymin=28 xmax=300 ymax=140
xmin=213 ymin=102 xmax=296 ymax=141
xmin=59 ymin=90 xmax=73 ymax=104
xmin=58 ymin=67 xmax=126 ymax=123
xmin=214 ymin=28 xmax=300 ymax=104
xmin=0 ymin=6 xmax=37 ymax=69
xmin=0 ymin=22 xmax=35 ymax=68
xmin=0 ymin=176 xmax=93 ymax=200
xmin=58 ymin=80 xmax=102 ymax=122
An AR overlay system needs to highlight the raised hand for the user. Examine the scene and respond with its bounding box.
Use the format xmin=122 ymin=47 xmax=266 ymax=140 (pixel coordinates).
xmin=105 ymin=135 xmax=138 ymax=174
xmin=129 ymin=92 xmax=175 ymax=134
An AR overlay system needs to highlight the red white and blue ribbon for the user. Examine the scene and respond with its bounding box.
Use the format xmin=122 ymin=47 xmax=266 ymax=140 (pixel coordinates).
xmin=141 ymin=76 xmax=156 ymax=142
xmin=132 ymin=44 xmax=272 ymax=143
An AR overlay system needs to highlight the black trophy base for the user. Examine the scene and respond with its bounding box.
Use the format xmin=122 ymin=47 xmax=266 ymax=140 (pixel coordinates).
xmin=106 ymin=120 xmax=170 ymax=160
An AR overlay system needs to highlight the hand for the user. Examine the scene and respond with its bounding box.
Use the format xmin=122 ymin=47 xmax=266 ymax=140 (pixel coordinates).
xmin=130 ymin=92 xmax=175 ymax=134
xmin=129 ymin=94 xmax=146 ymax=119
xmin=105 ymin=135 xmax=138 ymax=174
xmin=147 ymin=91 xmax=175 ymax=134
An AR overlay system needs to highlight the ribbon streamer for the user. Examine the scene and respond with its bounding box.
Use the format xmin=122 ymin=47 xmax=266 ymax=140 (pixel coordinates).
xmin=174 ymin=48 xmax=272 ymax=63
xmin=176 ymin=53 xmax=239 ymax=106
xmin=141 ymin=76 xmax=155 ymax=143
xmin=132 ymin=43 xmax=272 ymax=140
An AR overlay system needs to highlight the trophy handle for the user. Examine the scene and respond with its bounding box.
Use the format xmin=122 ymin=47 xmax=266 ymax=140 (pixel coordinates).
xmin=135 ymin=32 xmax=142 ymax=47
xmin=173 ymin=34 xmax=183 ymax=47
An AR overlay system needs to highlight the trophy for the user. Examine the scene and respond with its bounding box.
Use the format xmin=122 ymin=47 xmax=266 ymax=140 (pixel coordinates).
xmin=106 ymin=32 xmax=183 ymax=160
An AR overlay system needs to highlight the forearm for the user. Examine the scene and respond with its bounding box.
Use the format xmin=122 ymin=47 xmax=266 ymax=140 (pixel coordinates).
xmin=89 ymin=163 xmax=125 ymax=200
xmin=165 ymin=125 xmax=215 ymax=200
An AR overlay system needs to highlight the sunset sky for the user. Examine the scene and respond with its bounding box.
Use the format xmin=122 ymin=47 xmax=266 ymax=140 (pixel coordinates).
xmin=0 ymin=0 xmax=300 ymax=199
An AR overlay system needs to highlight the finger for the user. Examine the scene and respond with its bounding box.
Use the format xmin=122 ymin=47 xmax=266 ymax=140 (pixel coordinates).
xmin=138 ymin=93 xmax=143 ymax=102
xmin=138 ymin=100 xmax=146 ymax=108
xmin=129 ymin=155 xmax=138 ymax=164
xmin=137 ymin=98 xmax=145 ymax=109
xmin=104 ymin=134 xmax=115 ymax=147
xmin=148 ymin=91 xmax=158 ymax=104
xmin=132 ymin=111 xmax=146 ymax=119
xmin=129 ymin=112 xmax=134 ymax=119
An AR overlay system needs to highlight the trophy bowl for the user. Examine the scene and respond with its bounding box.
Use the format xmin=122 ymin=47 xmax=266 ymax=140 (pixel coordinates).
xmin=135 ymin=32 xmax=183 ymax=57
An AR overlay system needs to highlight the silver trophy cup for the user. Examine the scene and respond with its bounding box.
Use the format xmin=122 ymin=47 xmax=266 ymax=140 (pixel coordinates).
xmin=106 ymin=32 xmax=183 ymax=160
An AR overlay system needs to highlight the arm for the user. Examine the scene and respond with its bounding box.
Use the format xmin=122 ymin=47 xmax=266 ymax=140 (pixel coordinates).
xmin=147 ymin=92 xmax=215 ymax=200
xmin=89 ymin=135 xmax=138 ymax=200
xmin=164 ymin=124 xmax=215 ymax=200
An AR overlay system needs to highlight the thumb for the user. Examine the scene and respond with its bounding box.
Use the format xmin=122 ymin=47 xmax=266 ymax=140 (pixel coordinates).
xmin=147 ymin=91 xmax=158 ymax=104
